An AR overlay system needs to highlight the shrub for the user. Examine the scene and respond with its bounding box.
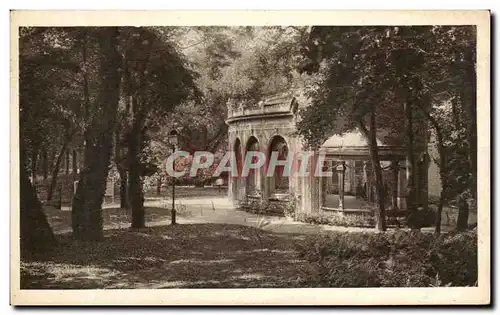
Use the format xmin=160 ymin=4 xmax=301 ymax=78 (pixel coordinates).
xmin=238 ymin=198 xmax=265 ymax=214
xmin=238 ymin=194 xmax=298 ymax=218
xmin=283 ymin=194 xmax=298 ymax=218
xmin=296 ymin=212 xmax=375 ymax=228
xmin=411 ymin=206 xmax=437 ymax=228
xmin=429 ymin=228 xmax=478 ymax=286
xmin=297 ymin=207 xmax=436 ymax=229
xmin=295 ymin=229 xmax=477 ymax=287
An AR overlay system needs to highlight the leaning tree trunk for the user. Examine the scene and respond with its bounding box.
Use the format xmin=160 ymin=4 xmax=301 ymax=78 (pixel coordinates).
xmin=42 ymin=148 xmax=48 ymax=180
xmin=415 ymin=106 xmax=448 ymax=235
xmin=359 ymin=110 xmax=386 ymax=231
xmin=46 ymin=140 xmax=70 ymax=203
xmin=71 ymin=27 xmax=122 ymax=241
xmin=20 ymin=162 xmax=56 ymax=256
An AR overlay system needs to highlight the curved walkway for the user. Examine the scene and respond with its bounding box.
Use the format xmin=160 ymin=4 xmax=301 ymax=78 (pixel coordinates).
xmin=143 ymin=196 xmax=374 ymax=234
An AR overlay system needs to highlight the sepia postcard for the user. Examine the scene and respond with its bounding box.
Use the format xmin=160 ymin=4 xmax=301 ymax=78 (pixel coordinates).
xmin=10 ymin=10 xmax=490 ymax=305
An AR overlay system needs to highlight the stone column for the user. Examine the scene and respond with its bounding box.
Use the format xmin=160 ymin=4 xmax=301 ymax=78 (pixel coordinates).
xmin=228 ymin=137 xmax=236 ymax=203
xmin=229 ymin=175 xmax=237 ymax=205
xmin=345 ymin=160 xmax=355 ymax=194
xmin=319 ymin=163 xmax=328 ymax=207
xmin=337 ymin=161 xmax=346 ymax=211
xmin=310 ymin=154 xmax=321 ymax=214
xmin=236 ymin=146 xmax=245 ymax=203
xmin=268 ymin=174 xmax=275 ymax=196
xmin=228 ymin=174 xmax=233 ymax=200
xmin=298 ymin=153 xmax=311 ymax=214
xmin=391 ymin=160 xmax=399 ymax=211
xmin=297 ymin=152 xmax=321 ymax=214
xmin=257 ymin=146 xmax=266 ymax=199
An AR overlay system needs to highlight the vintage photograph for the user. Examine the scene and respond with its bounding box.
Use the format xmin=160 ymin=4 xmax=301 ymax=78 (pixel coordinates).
xmin=11 ymin=11 xmax=490 ymax=305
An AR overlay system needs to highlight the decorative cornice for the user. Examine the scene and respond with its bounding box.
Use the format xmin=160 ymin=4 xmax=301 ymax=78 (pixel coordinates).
xmin=226 ymin=111 xmax=294 ymax=125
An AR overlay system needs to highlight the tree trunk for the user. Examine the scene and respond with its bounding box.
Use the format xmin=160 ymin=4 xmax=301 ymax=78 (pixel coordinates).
xmin=119 ymin=169 xmax=129 ymax=208
xmin=128 ymin=98 xmax=145 ymax=228
xmin=125 ymin=35 xmax=154 ymax=229
xmin=72 ymin=27 xmax=122 ymax=241
xmin=72 ymin=149 xmax=78 ymax=179
xmin=465 ymin=50 xmax=477 ymax=201
xmin=48 ymin=149 xmax=57 ymax=177
xmin=434 ymin=143 xmax=447 ymax=235
xmin=65 ymin=149 xmax=70 ymax=175
xmin=156 ymin=177 xmax=162 ymax=195
xmin=405 ymin=101 xmax=418 ymax=229
xmin=452 ymin=49 xmax=476 ymax=231
xmin=114 ymin=131 xmax=129 ymax=209
xmin=46 ymin=140 xmax=70 ymax=203
xmin=113 ymin=104 xmax=129 ymax=209
xmin=20 ymin=162 xmax=56 ymax=256
xmin=42 ymin=148 xmax=48 ymax=180
xmin=391 ymin=161 xmax=399 ymax=211
xmin=30 ymin=145 xmax=39 ymax=182
xmin=431 ymin=119 xmax=447 ymax=235
xmin=359 ymin=111 xmax=386 ymax=231
xmin=129 ymin=160 xmax=145 ymax=228
xmin=412 ymin=103 xmax=448 ymax=234
xmin=70 ymin=149 xmax=78 ymax=200
xmin=456 ymin=195 xmax=469 ymax=231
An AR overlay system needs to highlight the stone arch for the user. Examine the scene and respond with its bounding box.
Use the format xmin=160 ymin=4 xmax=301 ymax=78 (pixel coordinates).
xmin=267 ymin=135 xmax=290 ymax=195
xmin=245 ymin=136 xmax=261 ymax=196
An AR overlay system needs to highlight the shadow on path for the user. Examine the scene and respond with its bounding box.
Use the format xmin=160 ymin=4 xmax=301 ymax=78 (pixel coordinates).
xmin=21 ymin=223 xmax=310 ymax=289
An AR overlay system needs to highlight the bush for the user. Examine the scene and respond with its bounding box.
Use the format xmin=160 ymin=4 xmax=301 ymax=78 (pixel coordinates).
xmin=410 ymin=206 xmax=437 ymax=228
xmin=297 ymin=207 xmax=436 ymax=229
xmin=295 ymin=229 xmax=477 ymax=287
xmin=238 ymin=194 xmax=298 ymax=218
xmin=238 ymin=198 xmax=265 ymax=214
xmin=296 ymin=212 xmax=375 ymax=228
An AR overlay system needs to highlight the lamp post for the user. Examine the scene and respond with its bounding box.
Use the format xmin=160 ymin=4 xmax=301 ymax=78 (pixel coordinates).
xmin=168 ymin=129 xmax=178 ymax=225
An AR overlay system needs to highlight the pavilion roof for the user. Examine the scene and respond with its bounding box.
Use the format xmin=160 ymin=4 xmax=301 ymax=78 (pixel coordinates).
xmin=321 ymin=129 xmax=384 ymax=148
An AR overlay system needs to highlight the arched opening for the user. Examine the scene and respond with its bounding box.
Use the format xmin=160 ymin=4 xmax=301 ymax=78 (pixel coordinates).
xmin=245 ymin=136 xmax=260 ymax=197
xmin=267 ymin=135 xmax=290 ymax=195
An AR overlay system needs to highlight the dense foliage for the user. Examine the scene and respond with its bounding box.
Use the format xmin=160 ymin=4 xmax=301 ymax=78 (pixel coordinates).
xmin=19 ymin=26 xmax=478 ymax=260
xmin=296 ymin=26 xmax=477 ymax=232
xmin=296 ymin=229 xmax=477 ymax=287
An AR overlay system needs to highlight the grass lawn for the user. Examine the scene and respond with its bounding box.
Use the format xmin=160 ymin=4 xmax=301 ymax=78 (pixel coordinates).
xmin=21 ymin=224 xmax=309 ymax=289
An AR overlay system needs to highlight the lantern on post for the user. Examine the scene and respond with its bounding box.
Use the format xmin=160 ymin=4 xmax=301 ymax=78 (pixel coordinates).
xmin=167 ymin=129 xmax=179 ymax=225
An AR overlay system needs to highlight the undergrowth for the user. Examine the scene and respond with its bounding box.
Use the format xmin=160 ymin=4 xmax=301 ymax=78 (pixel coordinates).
xmin=295 ymin=228 xmax=477 ymax=287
